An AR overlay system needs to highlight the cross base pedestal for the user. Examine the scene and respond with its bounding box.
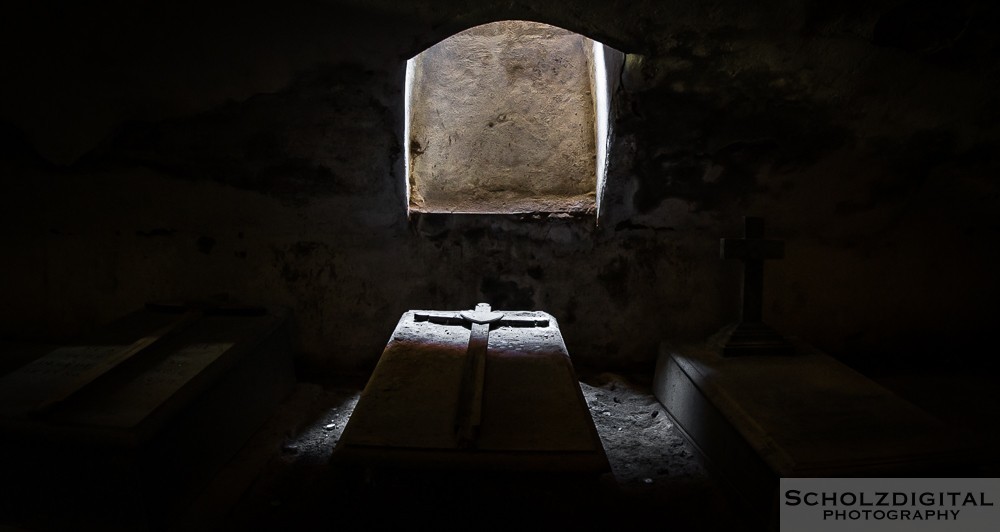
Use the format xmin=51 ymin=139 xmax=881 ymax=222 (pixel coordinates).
xmin=717 ymin=322 xmax=795 ymax=357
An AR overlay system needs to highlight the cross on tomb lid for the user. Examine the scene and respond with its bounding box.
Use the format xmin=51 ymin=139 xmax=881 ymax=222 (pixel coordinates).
xmin=413 ymin=303 xmax=549 ymax=448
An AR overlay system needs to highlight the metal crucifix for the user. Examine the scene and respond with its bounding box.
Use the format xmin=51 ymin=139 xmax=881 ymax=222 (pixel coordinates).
xmin=414 ymin=303 xmax=548 ymax=447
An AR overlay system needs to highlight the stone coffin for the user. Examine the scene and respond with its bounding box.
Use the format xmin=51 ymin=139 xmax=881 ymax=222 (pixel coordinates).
xmin=653 ymin=339 xmax=976 ymax=528
xmin=0 ymin=305 xmax=295 ymax=529
xmin=333 ymin=309 xmax=609 ymax=475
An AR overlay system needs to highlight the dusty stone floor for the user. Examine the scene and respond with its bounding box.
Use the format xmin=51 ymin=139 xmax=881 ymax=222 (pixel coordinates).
xmin=10 ymin=357 xmax=989 ymax=531
xmin=179 ymin=371 xmax=744 ymax=531
xmin=164 ymin=360 xmax=998 ymax=532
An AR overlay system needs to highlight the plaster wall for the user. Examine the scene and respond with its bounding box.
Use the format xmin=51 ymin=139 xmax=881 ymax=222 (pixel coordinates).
xmin=1 ymin=0 xmax=998 ymax=373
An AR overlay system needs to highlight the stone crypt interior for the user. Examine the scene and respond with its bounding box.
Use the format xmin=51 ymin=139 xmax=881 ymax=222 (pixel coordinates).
xmin=1 ymin=1 xmax=1000 ymax=530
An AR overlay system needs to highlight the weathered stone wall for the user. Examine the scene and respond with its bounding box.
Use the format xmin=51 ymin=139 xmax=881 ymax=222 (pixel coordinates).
xmin=408 ymin=21 xmax=598 ymax=214
xmin=1 ymin=0 xmax=998 ymax=374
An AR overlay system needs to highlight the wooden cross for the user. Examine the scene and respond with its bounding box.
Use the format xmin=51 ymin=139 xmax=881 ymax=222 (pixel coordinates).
xmin=719 ymin=217 xmax=794 ymax=356
xmin=414 ymin=303 xmax=548 ymax=447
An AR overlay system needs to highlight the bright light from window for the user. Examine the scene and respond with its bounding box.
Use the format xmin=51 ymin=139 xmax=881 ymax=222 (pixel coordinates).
xmin=403 ymin=21 xmax=619 ymax=217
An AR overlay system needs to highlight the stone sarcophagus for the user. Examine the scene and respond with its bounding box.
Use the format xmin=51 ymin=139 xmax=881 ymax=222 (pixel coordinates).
xmin=0 ymin=304 xmax=295 ymax=529
xmin=334 ymin=304 xmax=609 ymax=475
xmin=653 ymin=217 xmax=977 ymax=529
xmin=654 ymin=340 xmax=976 ymax=529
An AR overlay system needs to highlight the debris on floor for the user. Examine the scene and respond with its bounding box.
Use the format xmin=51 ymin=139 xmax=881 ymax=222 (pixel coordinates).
xmin=188 ymin=373 xmax=740 ymax=530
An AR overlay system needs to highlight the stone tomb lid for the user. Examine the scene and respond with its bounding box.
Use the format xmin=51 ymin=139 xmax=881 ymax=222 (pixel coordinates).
xmin=664 ymin=340 xmax=973 ymax=476
xmin=336 ymin=309 xmax=609 ymax=473
xmin=0 ymin=307 xmax=287 ymax=447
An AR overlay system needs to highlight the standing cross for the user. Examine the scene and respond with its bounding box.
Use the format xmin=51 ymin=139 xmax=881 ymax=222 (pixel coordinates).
xmin=721 ymin=216 xmax=784 ymax=324
xmin=414 ymin=303 xmax=548 ymax=447
xmin=719 ymin=216 xmax=794 ymax=356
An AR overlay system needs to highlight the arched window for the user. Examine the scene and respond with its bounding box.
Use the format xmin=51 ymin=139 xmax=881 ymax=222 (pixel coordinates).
xmin=404 ymin=20 xmax=617 ymax=216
